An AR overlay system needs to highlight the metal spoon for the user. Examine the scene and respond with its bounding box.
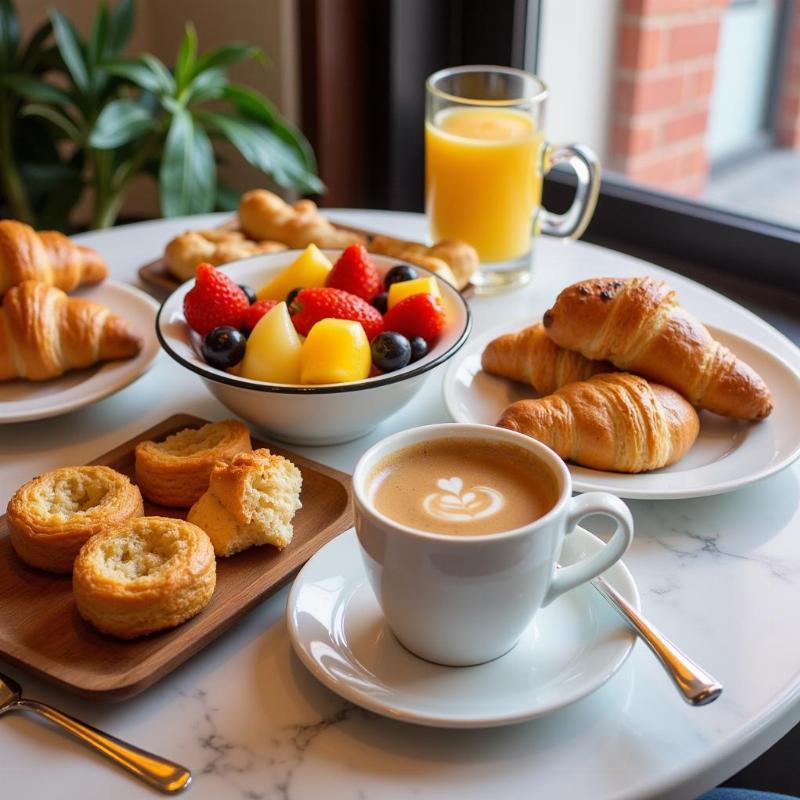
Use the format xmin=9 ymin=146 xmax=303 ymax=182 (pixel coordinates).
xmin=591 ymin=575 xmax=723 ymax=705
xmin=0 ymin=672 xmax=191 ymax=793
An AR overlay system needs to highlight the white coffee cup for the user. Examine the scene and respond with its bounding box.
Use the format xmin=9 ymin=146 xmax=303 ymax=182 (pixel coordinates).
xmin=352 ymin=423 xmax=634 ymax=666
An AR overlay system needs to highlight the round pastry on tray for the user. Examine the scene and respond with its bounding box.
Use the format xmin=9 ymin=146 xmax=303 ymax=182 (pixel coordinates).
xmin=134 ymin=419 xmax=251 ymax=507
xmin=73 ymin=516 xmax=216 ymax=639
xmin=7 ymin=465 xmax=144 ymax=573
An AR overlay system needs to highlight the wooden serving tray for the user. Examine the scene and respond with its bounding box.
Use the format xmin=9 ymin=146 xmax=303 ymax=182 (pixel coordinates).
xmin=0 ymin=414 xmax=353 ymax=701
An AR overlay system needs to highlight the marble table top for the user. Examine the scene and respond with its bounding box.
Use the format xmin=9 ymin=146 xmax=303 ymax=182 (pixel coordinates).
xmin=2 ymin=210 xmax=799 ymax=800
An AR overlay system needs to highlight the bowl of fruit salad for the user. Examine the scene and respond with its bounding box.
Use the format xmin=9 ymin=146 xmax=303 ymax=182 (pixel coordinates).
xmin=156 ymin=244 xmax=472 ymax=445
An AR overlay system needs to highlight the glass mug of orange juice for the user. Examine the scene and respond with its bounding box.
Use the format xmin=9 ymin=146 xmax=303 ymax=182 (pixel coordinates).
xmin=426 ymin=65 xmax=600 ymax=291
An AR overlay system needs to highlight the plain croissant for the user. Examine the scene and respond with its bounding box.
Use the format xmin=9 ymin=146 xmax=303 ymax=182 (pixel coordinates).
xmin=542 ymin=277 xmax=773 ymax=420
xmin=369 ymin=235 xmax=478 ymax=289
xmin=482 ymin=322 xmax=613 ymax=395
xmin=0 ymin=219 xmax=108 ymax=296
xmin=0 ymin=281 xmax=142 ymax=381
xmin=238 ymin=189 xmax=364 ymax=249
xmin=497 ymin=372 xmax=700 ymax=473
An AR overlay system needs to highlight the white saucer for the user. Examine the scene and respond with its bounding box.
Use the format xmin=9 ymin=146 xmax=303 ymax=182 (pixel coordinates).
xmin=0 ymin=281 xmax=160 ymax=423
xmin=444 ymin=321 xmax=800 ymax=500
xmin=287 ymin=527 xmax=639 ymax=729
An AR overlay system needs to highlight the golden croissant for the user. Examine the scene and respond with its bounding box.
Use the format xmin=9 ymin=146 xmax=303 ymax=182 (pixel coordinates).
xmin=542 ymin=277 xmax=772 ymax=420
xmin=482 ymin=322 xmax=613 ymax=396
xmin=0 ymin=281 xmax=142 ymax=381
xmin=0 ymin=219 xmax=107 ymax=296
xmin=497 ymin=372 xmax=700 ymax=473
xmin=369 ymin=235 xmax=478 ymax=289
xmin=238 ymin=189 xmax=364 ymax=249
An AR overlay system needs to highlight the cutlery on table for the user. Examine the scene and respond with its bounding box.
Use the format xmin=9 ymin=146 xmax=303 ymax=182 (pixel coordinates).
xmin=0 ymin=672 xmax=191 ymax=793
xmin=590 ymin=575 xmax=722 ymax=705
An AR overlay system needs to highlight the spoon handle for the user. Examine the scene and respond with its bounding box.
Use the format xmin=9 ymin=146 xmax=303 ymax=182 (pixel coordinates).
xmin=591 ymin=575 xmax=723 ymax=706
xmin=16 ymin=699 xmax=191 ymax=793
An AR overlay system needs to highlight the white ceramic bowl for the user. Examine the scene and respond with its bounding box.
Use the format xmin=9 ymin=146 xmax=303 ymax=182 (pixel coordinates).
xmin=156 ymin=250 xmax=472 ymax=445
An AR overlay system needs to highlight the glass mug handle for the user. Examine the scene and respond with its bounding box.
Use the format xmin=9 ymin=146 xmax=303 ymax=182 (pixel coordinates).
xmin=536 ymin=143 xmax=601 ymax=240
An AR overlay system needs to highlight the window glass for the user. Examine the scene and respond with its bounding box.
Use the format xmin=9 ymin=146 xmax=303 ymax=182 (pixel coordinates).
xmin=531 ymin=0 xmax=799 ymax=230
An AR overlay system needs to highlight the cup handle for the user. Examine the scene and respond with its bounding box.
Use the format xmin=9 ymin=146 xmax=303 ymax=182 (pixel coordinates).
xmin=542 ymin=492 xmax=634 ymax=607
xmin=537 ymin=143 xmax=601 ymax=240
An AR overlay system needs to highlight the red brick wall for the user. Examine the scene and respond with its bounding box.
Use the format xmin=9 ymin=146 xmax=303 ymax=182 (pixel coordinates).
xmin=610 ymin=0 xmax=728 ymax=196
xmin=777 ymin=4 xmax=800 ymax=149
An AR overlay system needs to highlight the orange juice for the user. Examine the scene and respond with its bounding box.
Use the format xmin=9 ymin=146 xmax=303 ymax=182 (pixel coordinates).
xmin=425 ymin=107 xmax=542 ymax=263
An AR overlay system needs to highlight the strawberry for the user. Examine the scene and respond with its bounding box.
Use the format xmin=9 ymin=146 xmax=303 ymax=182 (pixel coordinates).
xmin=326 ymin=244 xmax=383 ymax=301
xmin=382 ymin=293 xmax=446 ymax=345
xmin=243 ymin=299 xmax=278 ymax=333
xmin=290 ymin=287 xmax=383 ymax=340
xmin=183 ymin=263 xmax=249 ymax=336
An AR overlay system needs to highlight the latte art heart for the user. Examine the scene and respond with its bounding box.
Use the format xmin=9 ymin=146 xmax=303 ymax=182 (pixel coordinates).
xmin=423 ymin=478 xmax=505 ymax=523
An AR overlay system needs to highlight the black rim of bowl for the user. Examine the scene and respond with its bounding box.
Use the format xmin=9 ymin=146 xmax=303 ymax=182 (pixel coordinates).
xmin=155 ymin=275 xmax=473 ymax=396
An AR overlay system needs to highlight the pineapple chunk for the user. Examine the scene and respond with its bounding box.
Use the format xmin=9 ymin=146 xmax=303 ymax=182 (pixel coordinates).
xmin=239 ymin=302 xmax=302 ymax=384
xmin=257 ymin=244 xmax=332 ymax=301
xmin=300 ymin=319 xmax=371 ymax=385
xmin=387 ymin=276 xmax=441 ymax=310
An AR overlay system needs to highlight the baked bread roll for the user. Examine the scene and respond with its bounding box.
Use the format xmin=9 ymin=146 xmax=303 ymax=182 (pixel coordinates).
xmin=188 ymin=448 xmax=302 ymax=556
xmin=134 ymin=419 xmax=252 ymax=507
xmin=0 ymin=280 xmax=142 ymax=381
xmin=73 ymin=516 xmax=216 ymax=639
xmin=369 ymin=235 xmax=478 ymax=290
xmin=498 ymin=372 xmax=700 ymax=473
xmin=164 ymin=228 xmax=287 ymax=282
xmin=7 ymin=466 xmax=144 ymax=573
xmin=0 ymin=219 xmax=107 ymax=296
xmin=543 ymin=277 xmax=773 ymax=420
xmin=482 ymin=322 xmax=613 ymax=395
xmin=239 ymin=189 xmax=364 ymax=249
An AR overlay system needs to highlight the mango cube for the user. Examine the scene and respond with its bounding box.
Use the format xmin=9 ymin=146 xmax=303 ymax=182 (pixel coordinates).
xmin=239 ymin=302 xmax=302 ymax=384
xmin=257 ymin=244 xmax=332 ymax=301
xmin=300 ymin=319 xmax=371 ymax=385
xmin=387 ymin=276 xmax=441 ymax=310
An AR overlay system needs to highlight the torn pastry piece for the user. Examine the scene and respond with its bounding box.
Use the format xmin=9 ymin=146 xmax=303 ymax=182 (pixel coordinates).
xmin=188 ymin=448 xmax=302 ymax=557
xmin=482 ymin=322 xmax=613 ymax=395
xmin=164 ymin=228 xmax=288 ymax=282
xmin=368 ymin=235 xmax=478 ymax=289
xmin=238 ymin=189 xmax=364 ymax=249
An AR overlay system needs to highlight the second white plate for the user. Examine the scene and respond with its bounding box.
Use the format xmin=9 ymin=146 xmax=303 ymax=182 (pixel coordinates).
xmin=0 ymin=281 xmax=160 ymax=424
xmin=444 ymin=321 xmax=800 ymax=499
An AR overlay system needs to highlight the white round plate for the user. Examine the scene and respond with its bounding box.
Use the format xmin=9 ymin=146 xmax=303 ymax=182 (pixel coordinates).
xmin=0 ymin=281 xmax=160 ymax=423
xmin=444 ymin=320 xmax=800 ymax=500
xmin=287 ymin=527 xmax=639 ymax=729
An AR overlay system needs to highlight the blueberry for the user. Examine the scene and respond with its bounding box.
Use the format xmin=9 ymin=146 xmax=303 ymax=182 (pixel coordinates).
xmin=239 ymin=284 xmax=257 ymax=304
xmin=408 ymin=335 xmax=428 ymax=363
xmin=384 ymin=264 xmax=418 ymax=288
xmin=201 ymin=326 xmax=246 ymax=370
xmin=371 ymin=331 xmax=412 ymax=373
xmin=371 ymin=292 xmax=388 ymax=314
xmin=286 ymin=287 xmax=302 ymax=306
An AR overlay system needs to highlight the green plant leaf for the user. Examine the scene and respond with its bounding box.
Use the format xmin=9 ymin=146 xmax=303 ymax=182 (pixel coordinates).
xmin=222 ymin=83 xmax=317 ymax=171
xmin=159 ymin=107 xmax=216 ymax=216
xmin=50 ymin=9 xmax=89 ymax=93
xmin=201 ymin=112 xmax=324 ymax=194
xmin=193 ymin=42 xmax=262 ymax=76
xmin=0 ymin=0 xmax=20 ymax=70
xmin=90 ymin=98 xmax=151 ymax=148
xmin=174 ymin=24 xmax=197 ymax=93
xmin=89 ymin=1 xmax=110 ymax=65
xmin=0 ymin=74 xmax=71 ymax=105
xmin=20 ymin=21 xmax=53 ymax=71
xmin=104 ymin=55 xmax=174 ymax=94
xmin=21 ymin=103 xmax=82 ymax=142
xmin=214 ymin=181 xmax=240 ymax=212
xmin=185 ymin=67 xmax=226 ymax=104
xmin=108 ymin=0 xmax=135 ymax=57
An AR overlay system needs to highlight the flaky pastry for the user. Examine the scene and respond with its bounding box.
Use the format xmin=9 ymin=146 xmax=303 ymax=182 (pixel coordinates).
xmin=188 ymin=448 xmax=302 ymax=556
xmin=134 ymin=419 xmax=252 ymax=508
xmin=73 ymin=516 xmax=216 ymax=639
xmin=7 ymin=465 xmax=144 ymax=573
